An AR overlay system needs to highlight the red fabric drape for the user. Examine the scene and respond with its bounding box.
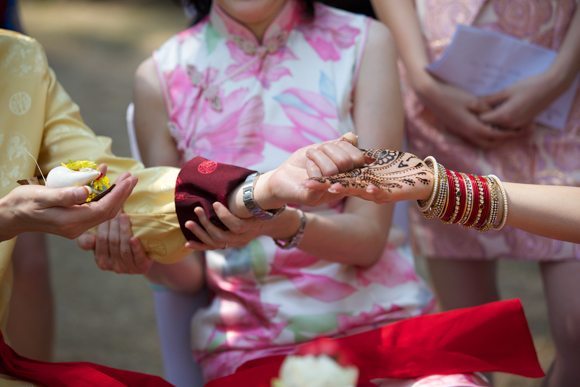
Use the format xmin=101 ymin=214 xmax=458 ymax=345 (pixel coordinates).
xmin=0 ymin=331 xmax=172 ymax=387
xmin=208 ymin=299 xmax=544 ymax=387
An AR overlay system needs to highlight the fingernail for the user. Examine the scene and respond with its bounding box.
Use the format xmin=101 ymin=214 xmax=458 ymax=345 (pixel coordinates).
xmin=328 ymin=187 xmax=338 ymax=194
xmin=75 ymin=186 xmax=90 ymax=201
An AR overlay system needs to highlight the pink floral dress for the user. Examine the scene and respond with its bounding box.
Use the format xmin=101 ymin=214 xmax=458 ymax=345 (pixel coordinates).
xmin=153 ymin=1 xmax=433 ymax=381
xmin=407 ymin=0 xmax=580 ymax=261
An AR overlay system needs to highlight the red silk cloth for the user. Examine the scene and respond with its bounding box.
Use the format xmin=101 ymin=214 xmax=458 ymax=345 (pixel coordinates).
xmin=207 ymin=299 xmax=544 ymax=387
xmin=175 ymin=156 xmax=255 ymax=242
xmin=0 ymin=331 xmax=171 ymax=386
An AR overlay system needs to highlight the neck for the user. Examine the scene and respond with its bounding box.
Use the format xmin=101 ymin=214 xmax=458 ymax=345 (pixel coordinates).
xmin=218 ymin=1 xmax=288 ymax=43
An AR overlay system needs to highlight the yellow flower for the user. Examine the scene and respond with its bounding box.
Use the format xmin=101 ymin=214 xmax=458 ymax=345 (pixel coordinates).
xmin=61 ymin=160 xmax=110 ymax=202
xmin=62 ymin=160 xmax=98 ymax=171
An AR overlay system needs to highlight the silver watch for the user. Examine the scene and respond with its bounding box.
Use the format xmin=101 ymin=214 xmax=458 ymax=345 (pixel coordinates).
xmin=242 ymin=172 xmax=285 ymax=220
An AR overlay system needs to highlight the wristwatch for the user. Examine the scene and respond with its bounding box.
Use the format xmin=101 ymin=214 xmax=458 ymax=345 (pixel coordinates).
xmin=242 ymin=172 xmax=286 ymax=220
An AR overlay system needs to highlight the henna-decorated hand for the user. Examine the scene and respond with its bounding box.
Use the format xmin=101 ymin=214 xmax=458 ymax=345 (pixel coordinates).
xmin=307 ymin=148 xmax=434 ymax=203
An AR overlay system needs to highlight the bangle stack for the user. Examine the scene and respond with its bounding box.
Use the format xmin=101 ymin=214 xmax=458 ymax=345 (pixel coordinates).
xmin=417 ymin=157 xmax=508 ymax=231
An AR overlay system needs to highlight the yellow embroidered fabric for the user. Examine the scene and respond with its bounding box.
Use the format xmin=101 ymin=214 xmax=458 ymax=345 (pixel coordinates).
xmin=0 ymin=31 xmax=188 ymax=377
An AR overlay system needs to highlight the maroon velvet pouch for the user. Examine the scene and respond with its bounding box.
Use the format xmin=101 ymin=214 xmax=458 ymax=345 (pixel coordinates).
xmin=175 ymin=157 xmax=255 ymax=242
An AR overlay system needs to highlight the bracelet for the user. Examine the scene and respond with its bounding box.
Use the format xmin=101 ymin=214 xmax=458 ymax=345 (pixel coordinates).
xmin=242 ymin=172 xmax=286 ymax=220
xmin=417 ymin=156 xmax=439 ymax=211
xmin=489 ymin=174 xmax=509 ymax=230
xmin=274 ymin=209 xmax=307 ymax=250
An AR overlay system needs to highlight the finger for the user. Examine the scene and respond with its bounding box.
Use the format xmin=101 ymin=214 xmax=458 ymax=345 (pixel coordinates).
xmin=184 ymin=239 xmax=212 ymax=251
xmin=467 ymin=98 xmax=492 ymax=114
xmin=185 ymin=217 xmax=219 ymax=247
xmin=39 ymin=186 xmax=90 ymax=207
xmin=302 ymin=177 xmax=331 ymax=190
xmin=118 ymin=213 xmax=137 ymax=272
xmin=129 ymin=236 xmax=153 ymax=274
xmin=318 ymin=143 xmax=356 ymax=172
xmin=108 ymin=215 xmax=123 ymax=270
xmin=91 ymin=175 xmax=137 ymax=222
xmin=212 ymin=202 xmax=243 ymax=233
xmin=479 ymin=90 xmax=509 ymax=108
xmin=305 ymin=148 xmax=339 ymax=176
xmin=195 ymin=207 xmax=228 ymax=243
xmin=76 ymin=232 xmax=96 ymax=251
xmin=340 ymin=132 xmax=358 ymax=146
xmin=335 ymin=141 xmax=365 ymax=167
xmin=95 ymin=221 xmax=112 ymax=271
xmin=97 ymin=164 xmax=108 ymax=177
xmin=328 ymin=182 xmax=347 ymax=194
xmin=306 ymin=159 xmax=322 ymax=178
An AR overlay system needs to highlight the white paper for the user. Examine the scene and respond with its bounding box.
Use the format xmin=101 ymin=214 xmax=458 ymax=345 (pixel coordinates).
xmin=427 ymin=25 xmax=579 ymax=130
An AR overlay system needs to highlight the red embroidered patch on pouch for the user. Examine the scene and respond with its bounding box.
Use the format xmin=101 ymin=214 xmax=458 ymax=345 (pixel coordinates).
xmin=198 ymin=160 xmax=218 ymax=174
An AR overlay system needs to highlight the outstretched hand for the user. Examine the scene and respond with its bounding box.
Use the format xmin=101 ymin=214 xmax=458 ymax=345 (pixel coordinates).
xmin=305 ymin=148 xmax=434 ymax=203
xmin=0 ymin=172 xmax=137 ymax=241
xmin=250 ymin=133 xmax=365 ymax=209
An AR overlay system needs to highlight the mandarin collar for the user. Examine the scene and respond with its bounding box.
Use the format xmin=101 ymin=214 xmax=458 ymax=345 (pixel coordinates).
xmin=209 ymin=0 xmax=301 ymax=56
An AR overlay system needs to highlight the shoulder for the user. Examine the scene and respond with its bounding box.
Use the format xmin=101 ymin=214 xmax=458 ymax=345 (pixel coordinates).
xmin=0 ymin=30 xmax=48 ymax=67
xmin=156 ymin=20 xmax=208 ymax=56
xmin=133 ymin=57 xmax=162 ymax=102
xmin=0 ymin=29 xmax=41 ymax=50
xmin=153 ymin=21 xmax=209 ymax=73
xmin=300 ymin=2 xmax=370 ymax=35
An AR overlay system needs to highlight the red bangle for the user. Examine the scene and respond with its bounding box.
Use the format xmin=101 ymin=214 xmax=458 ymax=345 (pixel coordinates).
xmin=452 ymin=171 xmax=467 ymax=224
xmin=475 ymin=176 xmax=491 ymax=229
xmin=441 ymin=169 xmax=457 ymax=222
xmin=464 ymin=174 xmax=481 ymax=227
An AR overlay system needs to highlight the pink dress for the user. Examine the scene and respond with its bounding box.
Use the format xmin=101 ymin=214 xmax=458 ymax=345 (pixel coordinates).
xmin=153 ymin=1 xmax=434 ymax=381
xmin=407 ymin=0 xmax=580 ymax=261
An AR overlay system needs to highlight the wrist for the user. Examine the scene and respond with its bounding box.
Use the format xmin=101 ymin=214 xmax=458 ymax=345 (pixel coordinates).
xmin=409 ymin=68 xmax=436 ymax=96
xmin=265 ymin=207 xmax=302 ymax=239
xmin=544 ymin=66 xmax=575 ymax=96
xmin=253 ymin=171 xmax=286 ymax=210
xmin=0 ymin=195 xmax=18 ymax=241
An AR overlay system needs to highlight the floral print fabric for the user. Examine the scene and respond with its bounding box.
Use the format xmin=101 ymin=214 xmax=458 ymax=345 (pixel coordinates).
xmin=408 ymin=0 xmax=580 ymax=260
xmin=153 ymin=1 xmax=433 ymax=380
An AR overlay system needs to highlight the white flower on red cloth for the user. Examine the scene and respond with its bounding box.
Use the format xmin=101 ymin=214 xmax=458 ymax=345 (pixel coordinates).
xmin=272 ymin=338 xmax=359 ymax=387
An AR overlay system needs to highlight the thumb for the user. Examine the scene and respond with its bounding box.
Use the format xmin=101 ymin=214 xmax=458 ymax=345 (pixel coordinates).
xmin=77 ymin=232 xmax=96 ymax=251
xmin=46 ymin=186 xmax=90 ymax=207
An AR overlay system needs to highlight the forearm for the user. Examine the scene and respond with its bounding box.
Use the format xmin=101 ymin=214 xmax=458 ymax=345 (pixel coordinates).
xmin=298 ymin=206 xmax=391 ymax=267
xmin=146 ymin=254 xmax=205 ymax=293
xmin=545 ymin=9 xmax=580 ymax=92
xmin=371 ymin=0 xmax=432 ymax=90
xmin=505 ymin=183 xmax=580 ymax=243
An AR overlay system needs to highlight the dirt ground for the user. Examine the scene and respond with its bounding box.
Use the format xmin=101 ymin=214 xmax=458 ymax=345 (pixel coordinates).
xmin=18 ymin=1 xmax=553 ymax=386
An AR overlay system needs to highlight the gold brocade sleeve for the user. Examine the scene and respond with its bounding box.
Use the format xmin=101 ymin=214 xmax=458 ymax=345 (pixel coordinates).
xmin=36 ymin=48 xmax=188 ymax=263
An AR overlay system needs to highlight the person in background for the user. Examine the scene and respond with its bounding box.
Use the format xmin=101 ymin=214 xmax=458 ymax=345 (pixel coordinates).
xmin=371 ymin=1 xmax=580 ymax=386
xmin=83 ymin=0 xmax=512 ymax=385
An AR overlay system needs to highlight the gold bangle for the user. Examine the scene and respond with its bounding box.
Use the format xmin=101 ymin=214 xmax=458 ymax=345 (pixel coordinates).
xmin=458 ymin=172 xmax=473 ymax=225
xmin=489 ymin=175 xmax=509 ymax=230
xmin=417 ymin=156 xmax=439 ymax=211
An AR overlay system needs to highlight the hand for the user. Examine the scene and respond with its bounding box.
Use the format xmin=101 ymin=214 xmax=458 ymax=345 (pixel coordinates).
xmin=416 ymin=76 xmax=520 ymax=148
xmin=306 ymin=148 xmax=434 ymax=203
xmin=184 ymin=202 xmax=269 ymax=250
xmin=77 ymin=212 xmax=153 ymax=274
xmin=0 ymin=172 xmax=137 ymax=241
xmin=253 ymin=133 xmax=365 ymax=209
xmin=479 ymin=72 xmax=564 ymax=130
